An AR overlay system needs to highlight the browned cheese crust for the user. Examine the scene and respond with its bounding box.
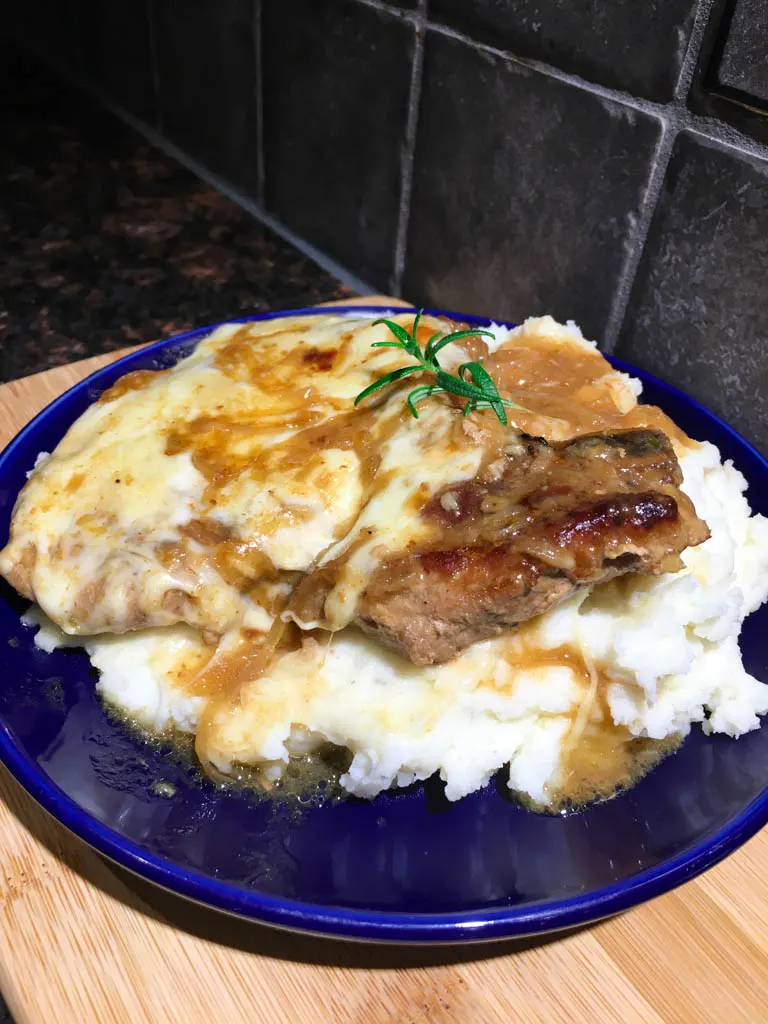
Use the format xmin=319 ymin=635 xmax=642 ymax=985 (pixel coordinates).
xmin=355 ymin=430 xmax=709 ymax=664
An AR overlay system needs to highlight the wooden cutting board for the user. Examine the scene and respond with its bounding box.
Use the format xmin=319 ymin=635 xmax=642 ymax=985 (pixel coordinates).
xmin=0 ymin=299 xmax=766 ymax=1024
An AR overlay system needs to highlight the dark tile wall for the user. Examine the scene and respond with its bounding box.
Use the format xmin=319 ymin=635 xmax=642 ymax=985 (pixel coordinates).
xmin=153 ymin=0 xmax=260 ymax=196
xmin=405 ymin=32 xmax=661 ymax=339
xmin=8 ymin=0 xmax=768 ymax=450
xmin=262 ymin=0 xmax=415 ymax=286
xmin=430 ymin=0 xmax=699 ymax=101
xmin=78 ymin=0 xmax=156 ymax=123
xmin=7 ymin=0 xmax=80 ymax=70
xmin=716 ymin=0 xmax=768 ymax=102
xmin=616 ymin=134 xmax=768 ymax=448
xmin=692 ymin=0 xmax=768 ymax=147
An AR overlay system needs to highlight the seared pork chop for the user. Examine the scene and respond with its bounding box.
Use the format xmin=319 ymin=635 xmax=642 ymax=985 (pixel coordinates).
xmin=354 ymin=429 xmax=709 ymax=664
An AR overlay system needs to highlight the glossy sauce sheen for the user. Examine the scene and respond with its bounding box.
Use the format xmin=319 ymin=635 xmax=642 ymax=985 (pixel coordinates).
xmin=0 ymin=313 xmax=698 ymax=809
xmin=484 ymin=337 xmax=690 ymax=447
xmin=502 ymin=632 xmax=679 ymax=809
xmin=181 ymin=318 xmax=689 ymax=807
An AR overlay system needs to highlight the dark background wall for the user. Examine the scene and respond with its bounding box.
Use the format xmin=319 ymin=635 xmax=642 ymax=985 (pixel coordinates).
xmin=7 ymin=0 xmax=768 ymax=452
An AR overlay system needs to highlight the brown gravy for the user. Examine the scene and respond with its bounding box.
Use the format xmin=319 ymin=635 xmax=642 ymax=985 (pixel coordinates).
xmin=500 ymin=634 xmax=679 ymax=811
xmin=554 ymin=721 xmax=680 ymax=812
xmin=97 ymin=368 xmax=162 ymax=403
xmin=106 ymin=314 xmax=693 ymax=809
xmin=155 ymin=623 xmax=677 ymax=814
xmin=485 ymin=338 xmax=690 ymax=448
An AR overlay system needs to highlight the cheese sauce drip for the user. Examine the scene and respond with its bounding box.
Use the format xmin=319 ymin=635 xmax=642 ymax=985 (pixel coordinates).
xmin=189 ymin=619 xmax=677 ymax=811
xmin=5 ymin=312 xmax=701 ymax=809
xmin=1 ymin=312 xmax=688 ymax=648
xmin=0 ymin=313 xmax=480 ymax=636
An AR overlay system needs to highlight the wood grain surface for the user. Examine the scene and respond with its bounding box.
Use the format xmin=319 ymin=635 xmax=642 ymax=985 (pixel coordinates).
xmin=0 ymin=300 xmax=766 ymax=1024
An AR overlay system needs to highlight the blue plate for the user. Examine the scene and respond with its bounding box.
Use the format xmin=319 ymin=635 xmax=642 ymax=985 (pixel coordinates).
xmin=0 ymin=306 xmax=766 ymax=944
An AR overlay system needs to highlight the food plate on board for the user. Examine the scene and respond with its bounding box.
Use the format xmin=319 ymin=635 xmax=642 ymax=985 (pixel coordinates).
xmin=0 ymin=303 xmax=766 ymax=943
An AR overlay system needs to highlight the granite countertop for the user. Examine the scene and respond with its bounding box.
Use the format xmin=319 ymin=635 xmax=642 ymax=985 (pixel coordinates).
xmin=0 ymin=46 xmax=351 ymax=1024
xmin=0 ymin=47 xmax=351 ymax=383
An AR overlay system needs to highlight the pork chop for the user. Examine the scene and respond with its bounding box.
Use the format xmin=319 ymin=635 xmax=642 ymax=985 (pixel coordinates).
xmin=354 ymin=429 xmax=709 ymax=664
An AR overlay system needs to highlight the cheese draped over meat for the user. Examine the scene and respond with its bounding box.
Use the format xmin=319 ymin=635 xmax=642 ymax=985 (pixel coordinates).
xmin=0 ymin=312 xmax=668 ymax=640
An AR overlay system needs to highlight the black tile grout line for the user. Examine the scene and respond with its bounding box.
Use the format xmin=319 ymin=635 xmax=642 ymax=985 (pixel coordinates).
xmin=7 ymin=37 xmax=376 ymax=297
xmin=355 ymin=0 xmax=768 ymax=163
xmin=253 ymin=0 xmax=265 ymax=208
xmin=354 ymin=0 xmax=421 ymax=23
xmin=601 ymin=0 xmax=720 ymax=353
xmin=601 ymin=121 xmax=678 ymax=354
xmin=390 ymin=9 xmax=426 ymax=295
xmin=11 ymin=2 xmax=768 ymax=319
xmin=108 ymin=100 xmax=377 ymax=296
xmin=682 ymin=107 xmax=768 ymax=159
xmin=418 ymin=20 xmax=674 ymax=119
xmin=346 ymin=0 xmax=425 ymax=296
xmin=674 ymin=0 xmax=720 ymax=101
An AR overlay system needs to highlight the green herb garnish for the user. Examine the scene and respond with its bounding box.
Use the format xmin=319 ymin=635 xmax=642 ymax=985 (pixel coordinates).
xmin=354 ymin=311 xmax=522 ymax=426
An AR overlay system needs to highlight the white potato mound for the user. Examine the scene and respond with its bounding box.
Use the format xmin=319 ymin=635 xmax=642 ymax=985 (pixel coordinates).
xmin=533 ymin=441 xmax=768 ymax=741
xmin=21 ymin=314 xmax=768 ymax=807
xmin=26 ymin=437 xmax=768 ymax=807
xmin=28 ymin=616 xmax=207 ymax=734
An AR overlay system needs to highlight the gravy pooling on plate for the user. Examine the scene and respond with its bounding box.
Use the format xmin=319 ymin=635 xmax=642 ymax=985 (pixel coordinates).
xmin=7 ymin=312 xmax=768 ymax=810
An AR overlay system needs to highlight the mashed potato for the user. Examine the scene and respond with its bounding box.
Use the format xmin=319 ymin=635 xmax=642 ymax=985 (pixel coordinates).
xmin=20 ymin=313 xmax=768 ymax=809
xmin=27 ymin=437 xmax=768 ymax=808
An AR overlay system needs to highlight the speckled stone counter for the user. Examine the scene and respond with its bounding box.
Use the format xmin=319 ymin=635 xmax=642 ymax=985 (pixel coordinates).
xmin=0 ymin=47 xmax=351 ymax=383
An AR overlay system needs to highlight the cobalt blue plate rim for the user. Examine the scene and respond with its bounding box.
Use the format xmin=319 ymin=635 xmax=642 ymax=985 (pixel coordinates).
xmin=0 ymin=303 xmax=766 ymax=944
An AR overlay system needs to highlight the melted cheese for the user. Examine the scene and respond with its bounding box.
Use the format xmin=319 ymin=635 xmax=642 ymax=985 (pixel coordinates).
xmin=198 ymin=628 xmax=584 ymax=803
xmin=21 ymin=314 xmax=762 ymax=810
xmin=0 ymin=312 xmax=643 ymax=642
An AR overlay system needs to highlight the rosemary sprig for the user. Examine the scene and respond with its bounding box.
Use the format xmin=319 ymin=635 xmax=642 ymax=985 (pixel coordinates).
xmin=354 ymin=310 xmax=522 ymax=426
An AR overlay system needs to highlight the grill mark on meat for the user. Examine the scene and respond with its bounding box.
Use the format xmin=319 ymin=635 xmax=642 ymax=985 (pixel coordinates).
xmin=547 ymin=492 xmax=679 ymax=551
xmin=355 ymin=428 xmax=709 ymax=665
